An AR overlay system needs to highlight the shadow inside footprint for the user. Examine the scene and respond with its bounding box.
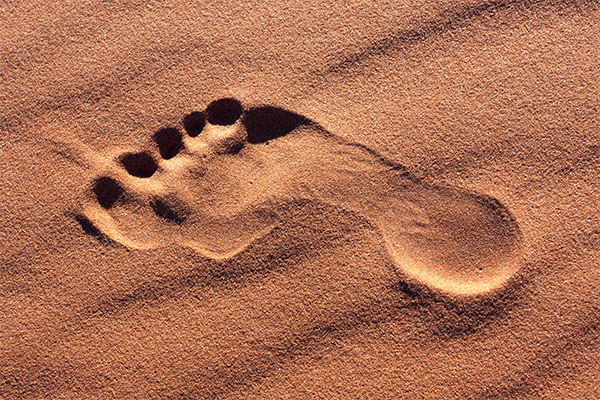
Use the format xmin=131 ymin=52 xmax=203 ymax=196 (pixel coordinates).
xmin=206 ymin=98 xmax=243 ymax=126
xmin=182 ymin=111 xmax=206 ymax=137
xmin=153 ymin=128 xmax=183 ymax=160
xmin=75 ymin=214 xmax=104 ymax=238
xmin=92 ymin=176 xmax=124 ymax=209
xmin=151 ymin=199 xmax=186 ymax=224
xmin=242 ymin=106 xmax=312 ymax=144
xmin=120 ymin=152 xmax=157 ymax=178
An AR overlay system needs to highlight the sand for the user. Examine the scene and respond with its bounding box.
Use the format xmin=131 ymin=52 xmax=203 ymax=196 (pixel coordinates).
xmin=1 ymin=0 xmax=599 ymax=398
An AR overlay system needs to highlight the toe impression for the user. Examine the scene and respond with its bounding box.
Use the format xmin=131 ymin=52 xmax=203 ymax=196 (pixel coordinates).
xmin=203 ymin=98 xmax=247 ymax=154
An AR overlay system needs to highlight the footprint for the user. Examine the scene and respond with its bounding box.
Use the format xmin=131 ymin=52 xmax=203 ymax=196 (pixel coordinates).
xmin=70 ymin=97 xmax=522 ymax=296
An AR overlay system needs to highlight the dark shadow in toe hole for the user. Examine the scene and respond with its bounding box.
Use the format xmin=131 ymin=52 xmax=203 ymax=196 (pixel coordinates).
xmin=153 ymin=127 xmax=183 ymax=160
xmin=120 ymin=152 xmax=157 ymax=178
xmin=242 ymin=106 xmax=312 ymax=144
xmin=182 ymin=111 xmax=206 ymax=137
xmin=151 ymin=199 xmax=186 ymax=224
xmin=93 ymin=177 xmax=124 ymax=209
xmin=75 ymin=214 xmax=109 ymax=243
xmin=206 ymin=98 xmax=243 ymax=125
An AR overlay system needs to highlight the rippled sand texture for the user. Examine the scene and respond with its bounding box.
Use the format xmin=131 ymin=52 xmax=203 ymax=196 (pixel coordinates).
xmin=1 ymin=0 xmax=600 ymax=399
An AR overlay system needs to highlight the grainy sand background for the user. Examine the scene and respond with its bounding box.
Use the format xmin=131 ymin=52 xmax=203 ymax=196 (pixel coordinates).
xmin=1 ymin=0 xmax=600 ymax=398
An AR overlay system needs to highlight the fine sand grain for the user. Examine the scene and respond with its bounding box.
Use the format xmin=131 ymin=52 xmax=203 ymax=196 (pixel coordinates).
xmin=1 ymin=0 xmax=599 ymax=399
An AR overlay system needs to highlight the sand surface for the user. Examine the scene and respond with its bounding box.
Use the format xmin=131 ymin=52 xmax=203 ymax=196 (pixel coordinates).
xmin=1 ymin=0 xmax=600 ymax=398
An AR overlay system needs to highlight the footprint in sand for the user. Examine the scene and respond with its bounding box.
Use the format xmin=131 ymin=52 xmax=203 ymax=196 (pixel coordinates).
xmin=70 ymin=97 xmax=522 ymax=296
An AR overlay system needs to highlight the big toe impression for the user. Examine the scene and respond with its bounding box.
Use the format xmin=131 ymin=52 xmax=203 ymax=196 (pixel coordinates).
xmin=388 ymin=189 xmax=523 ymax=297
xmin=203 ymin=98 xmax=247 ymax=154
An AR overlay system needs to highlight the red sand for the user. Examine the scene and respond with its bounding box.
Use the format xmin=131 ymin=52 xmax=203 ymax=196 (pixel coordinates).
xmin=1 ymin=0 xmax=599 ymax=398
